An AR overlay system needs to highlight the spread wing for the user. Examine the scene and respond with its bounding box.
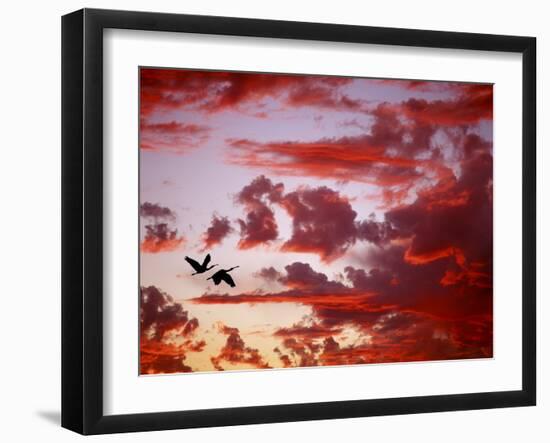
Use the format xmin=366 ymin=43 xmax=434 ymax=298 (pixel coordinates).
xmin=184 ymin=256 xmax=201 ymax=272
xmin=221 ymin=273 xmax=236 ymax=288
xmin=202 ymin=253 xmax=212 ymax=267
xmin=209 ymin=270 xmax=222 ymax=284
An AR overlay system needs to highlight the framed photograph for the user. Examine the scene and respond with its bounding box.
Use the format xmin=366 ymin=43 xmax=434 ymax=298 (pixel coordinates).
xmin=61 ymin=8 xmax=536 ymax=435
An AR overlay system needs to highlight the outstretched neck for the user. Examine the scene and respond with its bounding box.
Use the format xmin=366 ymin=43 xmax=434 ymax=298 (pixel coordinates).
xmin=226 ymin=266 xmax=239 ymax=272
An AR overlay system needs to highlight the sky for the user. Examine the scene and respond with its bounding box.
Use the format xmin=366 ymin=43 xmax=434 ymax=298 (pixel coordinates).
xmin=138 ymin=67 xmax=493 ymax=375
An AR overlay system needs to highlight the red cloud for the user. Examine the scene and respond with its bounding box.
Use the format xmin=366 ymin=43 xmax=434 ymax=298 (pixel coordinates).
xmin=140 ymin=340 xmax=195 ymax=374
xmin=140 ymin=69 xmax=212 ymax=116
xmin=140 ymin=286 xmax=205 ymax=374
xmin=225 ymin=89 xmax=490 ymax=208
xmin=192 ymin=262 xmax=386 ymax=323
xmin=286 ymin=84 xmax=363 ymax=110
xmin=344 ymin=266 xmax=395 ymax=292
xmin=237 ymin=206 xmax=278 ymax=249
xmin=225 ymin=106 xmax=452 ymax=209
xmin=274 ymin=322 xmax=343 ymax=339
xmin=141 ymin=223 xmax=185 ymax=253
xmin=234 ymin=176 xmax=403 ymax=257
xmin=276 ymin=337 xmax=319 ymax=367
xmin=201 ymin=215 xmax=233 ymax=250
xmin=255 ymin=266 xmax=283 ymax=282
xmin=273 ymin=347 xmax=293 ymax=367
xmin=400 ymin=83 xmax=493 ymax=125
xmin=140 ymin=121 xmax=211 ymax=154
xmin=140 ymin=202 xmax=176 ymax=220
xmin=318 ymin=314 xmax=491 ymax=366
xmin=272 ymin=318 xmax=483 ymax=368
xmin=140 ymin=202 xmax=185 ymax=253
xmin=404 ymin=245 xmax=458 ymax=265
xmin=349 ymin=134 xmax=493 ymax=326
xmin=279 ymin=262 xmax=347 ymax=293
xmin=227 ymin=135 xmax=424 ymax=186
xmin=210 ymin=323 xmax=271 ymax=371
xmin=235 ymin=175 xmax=284 ymax=249
xmin=195 ymin=265 xmax=389 ymax=336
xmin=386 ymin=134 xmax=492 ymax=274
xmin=140 ymin=68 xmax=494 ymax=367
xmin=272 ymin=307 xmax=491 ymax=367
xmin=374 ymin=79 xmax=449 ymax=92
xmin=192 ymin=291 xmax=376 ymax=307
xmin=140 ymin=68 xmax=360 ymax=119
xmin=279 ymin=186 xmax=358 ymax=262
xmin=356 ymin=218 xmax=399 ymax=245
xmin=141 ymin=285 xmax=199 ymax=340
xmin=203 ymin=128 xmax=493 ymax=362
xmin=193 ymin=182 xmax=493 ymax=364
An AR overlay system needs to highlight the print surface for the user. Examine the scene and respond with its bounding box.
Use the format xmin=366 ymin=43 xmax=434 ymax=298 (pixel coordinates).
xmin=139 ymin=68 xmax=493 ymax=374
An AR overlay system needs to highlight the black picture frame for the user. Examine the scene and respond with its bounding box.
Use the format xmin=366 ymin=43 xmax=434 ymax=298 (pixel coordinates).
xmin=61 ymin=8 xmax=536 ymax=435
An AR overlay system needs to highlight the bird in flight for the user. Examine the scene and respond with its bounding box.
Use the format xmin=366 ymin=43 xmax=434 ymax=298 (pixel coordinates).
xmin=184 ymin=254 xmax=218 ymax=275
xmin=207 ymin=266 xmax=239 ymax=288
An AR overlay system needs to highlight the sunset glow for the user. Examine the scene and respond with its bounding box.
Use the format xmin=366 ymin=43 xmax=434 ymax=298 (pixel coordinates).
xmin=139 ymin=68 xmax=493 ymax=374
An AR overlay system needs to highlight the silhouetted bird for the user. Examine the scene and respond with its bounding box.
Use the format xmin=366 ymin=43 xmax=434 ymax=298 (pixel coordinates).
xmin=207 ymin=266 xmax=239 ymax=288
xmin=185 ymin=254 xmax=218 ymax=275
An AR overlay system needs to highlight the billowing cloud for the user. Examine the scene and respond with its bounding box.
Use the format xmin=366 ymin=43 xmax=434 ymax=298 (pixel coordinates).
xmin=224 ymin=92 xmax=487 ymax=211
xmin=338 ymin=134 xmax=493 ymax=330
xmin=225 ymin=102 xmax=447 ymax=194
xmin=140 ymin=202 xmax=185 ymax=253
xmin=236 ymin=204 xmax=279 ymax=249
xmin=193 ymin=129 xmax=493 ymax=363
xmin=234 ymin=177 xmax=400 ymax=258
xmin=356 ymin=218 xmax=399 ymax=245
xmin=141 ymin=223 xmax=185 ymax=253
xmin=273 ymin=347 xmax=293 ymax=368
xmin=344 ymin=266 xmax=395 ymax=292
xmin=140 ymin=286 xmax=205 ymax=374
xmin=276 ymin=337 xmax=319 ymax=367
xmin=273 ymin=334 xmax=371 ymax=368
xmin=235 ymin=175 xmax=284 ymax=249
xmin=278 ymin=262 xmax=348 ymax=293
xmin=210 ymin=323 xmax=271 ymax=371
xmin=140 ymin=68 xmax=493 ymax=371
xmin=192 ymin=261 xmax=379 ymax=311
xmin=140 ymin=202 xmax=176 ymax=220
xmin=279 ymin=186 xmax=359 ymax=262
xmin=194 ymin=231 xmax=492 ymax=362
xmin=141 ymin=285 xmax=199 ymax=340
xmin=201 ymin=215 xmax=233 ymax=250
xmin=386 ymin=133 xmax=492 ymax=283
